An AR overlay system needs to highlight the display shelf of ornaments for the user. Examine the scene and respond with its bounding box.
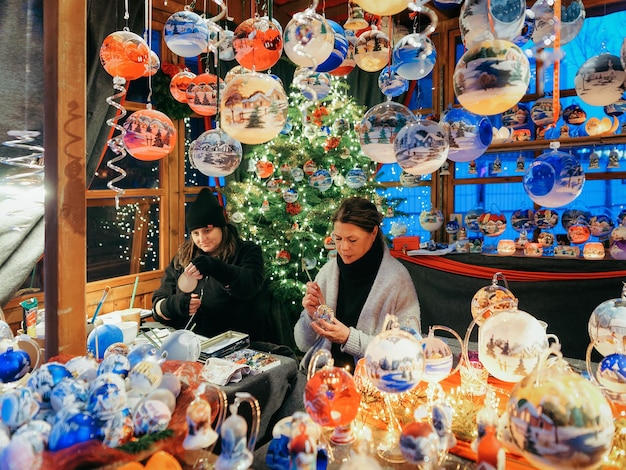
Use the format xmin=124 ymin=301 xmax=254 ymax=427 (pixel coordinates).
xmin=484 ymin=132 xmax=626 ymax=155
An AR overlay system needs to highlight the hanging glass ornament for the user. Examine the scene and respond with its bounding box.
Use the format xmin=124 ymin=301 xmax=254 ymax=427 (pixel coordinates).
xmin=345 ymin=167 xmax=367 ymax=189
xmin=531 ymin=0 xmax=585 ymax=46
xmin=309 ymin=169 xmax=332 ymax=192
xmin=122 ymin=108 xmax=176 ymax=161
xmin=293 ymin=67 xmax=332 ymax=101
xmin=189 ymin=128 xmax=243 ymax=177
xmin=143 ymin=50 xmax=160 ymax=78
xmin=440 ymin=106 xmax=492 ymax=163
xmin=378 ymin=65 xmax=409 ymax=98
xmin=354 ymin=0 xmax=411 ymax=16
xmin=358 ymin=101 xmax=415 ymax=164
xmin=393 ymin=34 xmax=436 ymax=81
xmin=220 ymin=72 xmax=289 ymax=145
xmin=164 ymin=9 xmax=210 ymax=57
xmin=523 ymin=144 xmax=585 ymax=208
xmin=283 ymin=9 xmax=335 ymax=68
xmin=217 ymin=28 xmax=236 ymax=61
xmin=453 ymin=39 xmax=530 ymax=116
xmin=574 ymin=53 xmax=626 ymax=107
xmin=419 ymin=209 xmax=444 ymax=232
xmin=530 ymin=96 xmax=560 ymax=127
xmin=354 ymin=28 xmax=390 ymax=72
xmin=330 ymin=30 xmax=357 ymax=77
xmin=233 ymin=16 xmax=283 ymax=72
xmin=100 ymin=30 xmax=151 ymax=81
xmin=224 ymin=65 xmax=252 ymax=83
xmin=169 ymin=70 xmax=196 ymax=103
xmin=186 ymin=73 xmax=224 ymax=116
xmin=510 ymin=207 xmax=536 ymax=232
xmin=314 ymin=20 xmax=349 ymax=73
xmin=459 ymin=0 xmax=526 ymax=49
xmin=394 ymin=119 xmax=449 ymax=175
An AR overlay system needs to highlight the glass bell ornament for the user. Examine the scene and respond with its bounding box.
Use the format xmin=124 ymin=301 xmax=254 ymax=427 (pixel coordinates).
xmin=169 ymin=70 xmax=196 ymax=103
xmin=471 ymin=272 xmax=517 ymax=327
xmin=394 ymin=119 xmax=449 ymax=176
xmin=609 ymin=226 xmax=626 ymax=260
xmin=314 ymin=19 xmax=349 ymax=73
xmin=220 ymin=72 xmax=289 ymax=145
xmin=189 ymin=128 xmax=243 ymax=177
xmin=100 ymin=30 xmax=151 ymax=81
xmin=122 ymin=108 xmax=177 ymax=161
xmin=531 ymin=0 xmax=585 ymax=46
xmin=440 ymin=106 xmax=492 ymax=163
xmin=354 ymin=29 xmax=390 ymax=73
xmin=419 ymin=209 xmax=444 ymax=232
xmin=378 ymin=65 xmax=409 ymax=98
xmin=232 ymin=16 xmax=283 ymax=72
xmin=215 ymin=392 xmax=260 ymax=470
xmin=305 ymin=349 xmax=360 ymax=445
xmin=459 ymin=0 xmax=526 ymax=49
xmin=358 ymin=100 xmax=415 ymax=164
xmin=453 ymin=39 xmax=530 ymax=116
xmin=523 ymin=143 xmax=585 ymax=208
xmin=588 ymin=282 xmax=626 ymax=357
xmin=283 ymin=9 xmax=334 ymax=69
xmin=164 ymin=10 xmax=210 ymax=58
xmin=392 ymin=34 xmax=437 ymax=81
xmin=575 ymin=53 xmax=626 ymax=107
xmin=186 ymin=73 xmax=224 ymax=117
xmin=507 ymin=347 xmax=614 ymax=470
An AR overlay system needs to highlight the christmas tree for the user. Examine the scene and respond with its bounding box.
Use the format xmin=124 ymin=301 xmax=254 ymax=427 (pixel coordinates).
xmin=221 ymin=77 xmax=399 ymax=336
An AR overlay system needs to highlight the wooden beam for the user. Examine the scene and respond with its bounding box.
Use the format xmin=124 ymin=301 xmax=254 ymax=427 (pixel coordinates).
xmin=43 ymin=0 xmax=87 ymax=358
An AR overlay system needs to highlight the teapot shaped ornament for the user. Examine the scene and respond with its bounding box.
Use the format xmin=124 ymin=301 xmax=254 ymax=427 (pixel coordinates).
xmin=215 ymin=392 xmax=260 ymax=470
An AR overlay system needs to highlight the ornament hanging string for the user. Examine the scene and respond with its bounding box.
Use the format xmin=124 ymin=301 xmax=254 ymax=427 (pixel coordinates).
xmin=105 ymin=75 xmax=128 ymax=210
xmin=551 ymin=0 xmax=561 ymax=129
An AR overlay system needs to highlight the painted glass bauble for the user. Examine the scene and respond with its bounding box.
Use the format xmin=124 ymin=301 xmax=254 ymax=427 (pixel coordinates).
xmin=419 ymin=209 xmax=444 ymax=232
xmin=393 ymin=34 xmax=436 ymax=81
xmin=143 ymin=50 xmax=160 ymax=78
xmin=533 ymin=208 xmax=559 ymax=230
xmin=100 ymin=30 xmax=151 ymax=81
xmin=293 ymin=67 xmax=331 ymax=101
xmin=0 ymin=347 xmax=30 ymax=383
xmin=122 ymin=109 xmax=176 ymax=161
xmin=453 ymin=39 xmax=530 ymax=116
xmin=220 ymin=72 xmax=288 ymax=144
xmin=394 ymin=119 xmax=449 ymax=176
xmin=314 ymin=20 xmax=349 ymax=73
xmin=13 ymin=419 xmax=51 ymax=454
xmin=604 ymin=98 xmax=626 ymax=117
xmin=445 ymin=220 xmax=460 ymax=235
xmin=217 ymin=28 xmax=235 ymax=61
xmin=345 ymin=168 xmax=367 ymax=189
xmin=531 ymin=0 xmax=585 ymax=46
xmin=589 ymin=210 xmax=615 ymax=240
xmin=129 ymin=360 xmax=163 ymax=395
xmin=562 ymin=103 xmax=586 ymax=125
xmin=133 ymin=399 xmax=172 ymax=434
xmin=400 ymin=171 xmax=422 ymax=187
xmin=48 ymin=410 xmax=99 ymax=451
xmin=304 ymin=365 xmax=360 ymax=427
xmin=471 ymin=282 xmax=517 ymax=326
xmin=358 ymin=101 xmax=415 ymax=164
xmin=159 ymin=330 xmax=201 ymax=362
xmin=169 ymin=70 xmax=196 ymax=103
xmin=502 ymin=103 xmax=530 ymax=130
xmin=87 ymin=380 xmax=127 ymax=420
xmin=575 ymin=53 xmax=626 ymax=107
xmin=422 ymin=335 xmax=455 ymax=383
xmin=560 ymin=206 xmax=592 ymax=229
xmin=510 ymin=208 xmax=536 ymax=232
xmin=224 ymin=65 xmax=252 ymax=83
xmin=507 ymin=363 xmax=614 ymax=469
xmin=523 ymin=148 xmax=584 ymax=208
xmin=567 ymin=224 xmax=591 ymax=245
xmin=354 ymin=29 xmax=390 ymax=72
xmin=478 ymin=210 xmax=507 ymax=237
xmin=87 ymin=325 xmax=124 ymax=360
xmin=363 ymin=315 xmax=425 ymax=393
xmin=479 ymin=308 xmax=557 ymax=382
xmin=186 ymin=73 xmax=224 ymax=116
xmin=609 ymin=226 xmax=626 ymax=260
xmin=190 ymin=128 xmax=242 ymax=177
xmin=164 ymin=10 xmax=210 ymax=57
xmin=531 ymin=97 xmax=560 ymax=126
xmin=233 ymin=16 xmax=282 ymax=71
xmin=596 ymin=352 xmax=626 ymax=393
xmin=465 ymin=207 xmax=484 ymax=232
xmin=330 ymin=30 xmax=357 ymax=77
xmin=459 ymin=0 xmax=526 ymax=49
xmin=589 ymin=287 xmax=626 ymax=356
xmin=309 ymin=169 xmax=332 ymax=192
xmin=354 ymin=0 xmax=411 ymax=16
xmin=440 ymin=106 xmax=492 ymax=163
xmin=283 ymin=10 xmax=334 ymax=68
xmin=399 ymin=421 xmax=440 ymax=465
xmin=378 ymin=65 xmax=409 ymax=98
xmin=50 ymin=377 xmax=89 ymax=412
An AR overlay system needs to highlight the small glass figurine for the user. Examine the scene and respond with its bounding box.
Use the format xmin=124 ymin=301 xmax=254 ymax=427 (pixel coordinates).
xmin=215 ymin=392 xmax=260 ymax=470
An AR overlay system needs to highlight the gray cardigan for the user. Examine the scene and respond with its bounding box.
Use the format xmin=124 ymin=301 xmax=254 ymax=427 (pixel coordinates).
xmin=294 ymin=245 xmax=421 ymax=370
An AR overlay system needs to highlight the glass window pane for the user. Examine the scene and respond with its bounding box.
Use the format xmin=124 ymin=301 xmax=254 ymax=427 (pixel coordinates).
xmin=87 ymin=198 xmax=161 ymax=282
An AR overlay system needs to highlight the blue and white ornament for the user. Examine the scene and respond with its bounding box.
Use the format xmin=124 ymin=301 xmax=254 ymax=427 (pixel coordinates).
xmin=27 ymin=362 xmax=72 ymax=404
xmin=128 ymin=360 xmax=163 ymax=395
xmin=49 ymin=377 xmax=89 ymax=412
xmin=132 ymin=398 xmax=172 ymax=435
xmin=309 ymin=169 xmax=332 ymax=192
xmin=0 ymin=387 xmax=39 ymax=428
xmin=97 ymin=353 xmax=131 ymax=378
xmin=345 ymin=168 xmax=367 ymax=189
xmin=48 ymin=410 xmax=99 ymax=451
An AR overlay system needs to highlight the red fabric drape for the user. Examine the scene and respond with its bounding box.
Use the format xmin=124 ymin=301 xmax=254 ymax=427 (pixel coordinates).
xmin=392 ymin=250 xmax=626 ymax=282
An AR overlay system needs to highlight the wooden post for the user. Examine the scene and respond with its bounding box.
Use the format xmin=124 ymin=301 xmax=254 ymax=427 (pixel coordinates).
xmin=43 ymin=0 xmax=87 ymax=358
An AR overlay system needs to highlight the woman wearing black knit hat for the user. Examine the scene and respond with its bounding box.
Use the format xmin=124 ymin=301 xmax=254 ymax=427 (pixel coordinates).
xmin=151 ymin=188 xmax=272 ymax=341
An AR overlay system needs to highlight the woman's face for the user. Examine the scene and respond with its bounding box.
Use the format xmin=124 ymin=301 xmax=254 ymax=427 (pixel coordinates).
xmin=191 ymin=226 xmax=223 ymax=254
xmin=332 ymin=221 xmax=377 ymax=264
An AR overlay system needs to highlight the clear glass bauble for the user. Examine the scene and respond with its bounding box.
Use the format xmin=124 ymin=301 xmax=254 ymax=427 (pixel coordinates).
xmin=574 ymin=53 xmax=626 ymax=107
xmin=169 ymin=70 xmax=196 ymax=103
xmin=507 ymin=360 xmax=614 ymax=470
xmin=471 ymin=279 xmax=517 ymax=327
xmin=609 ymin=226 xmax=626 ymax=260
xmin=459 ymin=0 xmax=526 ymax=49
xmin=345 ymin=167 xmax=367 ymax=189
xmin=283 ymin=10 xmax=334 ymax=68
xmin=394 ymin=119 xmax=449 ymax=176
xmin=465 ymin=207 xmax=484 ymax=232
xmin=354 ymin=0 xmax=412 ymax=16
xmin=560 ymin=206 xmax=592 ymax=230
xmin=453 ymin=39 xmax=530 ymax=116
xmin=358 ymin=101 xmax=415 ymax=164
xmin=189 ymin=129 xmax=242 ymax=177
xmin=232 ymin=16 xmax=283 ymax=71
xmin=220 ymin=72 xmax=288 ymax=145
xmin=354 ymin=29 xmax=390 ymax=73
xmin=531 ymin=0 xmax=585 ymax=46
xmin=533 ymin=208 xmax=559 ymax=230
xmin=164 ymin=10 xmax=210 ymax=58
xmin=309 ymin=169 xmax=332 ymax=192
xmin=440 ymin=106 xmax=492 ymax=163
xmin=378 ymin=65 xmax=409 ymax=98
xmin=143 ymin=50 xmax=160 ymax=78
xmin=100 ymin=30 xmax=151 ymax=81
xmin=589 ymin=209 xmax=615 ymax=240
xmin=363 ymin=315 xmax=425 ymax=393
xmin=392 ymin=34 xmax=437 ymax=81
xmin=589 ymin=286 xmax=626 ymax=356
xmin=478 ymin=209 xmax=507 ymax=237
xmin=185 ymin=73 xmax=224 ymax=116
xmin=122 ymin=109 xmax=177 ymax=161
xmin=293 ymin=67 xmax=331 ymax=101
xmin=523 ymin=148 xmax=585 ymax=208
xmin=419 ymin=209 xmax=444 ymax=232
xmin=314 ymin=19 xmax=349 ymax=73
xmin=510 ymin=208 xmax=536 ymax=232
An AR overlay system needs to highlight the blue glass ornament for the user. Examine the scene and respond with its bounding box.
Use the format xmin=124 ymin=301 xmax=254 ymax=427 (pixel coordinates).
xmin=0 ymin=347 xmax=31 ymax=383
xmin=27 ymin=362 xmax=72 ymax=403
xmin=164 ymin=10 xmax=211 ymax=57
xmin=440 ymin=106 xmax=492 ymax=163
xmin=314 ymin=20 xmax=349 ymax=73
xmin=378 ymin=66 xmax=409 ymax=98
xmin=345 ymin=168 xmax=367 ymax=189
xmin=48 ymin=410 xmax=99 ymax=451
xmin=393 ymin=34 xmax=436 ymax=81
xmin=309 ymin=169 xmax=332 ymax=192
